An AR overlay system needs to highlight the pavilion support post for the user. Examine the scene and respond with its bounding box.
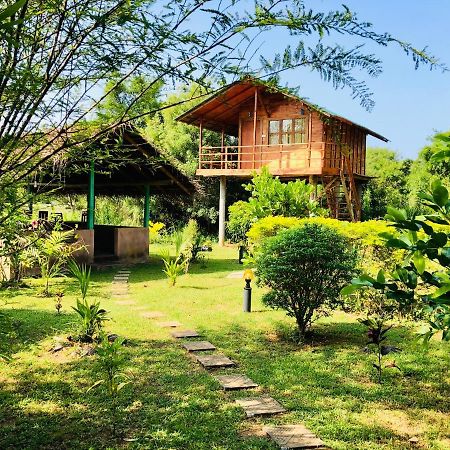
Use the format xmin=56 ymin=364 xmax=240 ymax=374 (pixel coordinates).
xmin=218 ymin=175 xmax=227 ymax=247
xmin=143 ymin=184 xmax=150 ymax=227
xmin=87 ymin=160 xmax=95 ymax=230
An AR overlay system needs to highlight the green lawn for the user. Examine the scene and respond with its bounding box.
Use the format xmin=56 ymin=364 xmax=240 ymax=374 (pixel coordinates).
xmin=0 ymin=245 xmax=449 ymax=449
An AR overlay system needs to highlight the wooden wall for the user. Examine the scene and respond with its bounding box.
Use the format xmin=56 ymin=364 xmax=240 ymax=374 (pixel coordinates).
xmin=235 ymin=91 xmax=366 ymax=176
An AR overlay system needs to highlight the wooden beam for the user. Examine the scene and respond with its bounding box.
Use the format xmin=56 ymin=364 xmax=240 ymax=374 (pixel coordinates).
xmin=125 ymin=133 xmax=193 ymax=196
xmin=258 ymin=93 xmax=270 ymax=117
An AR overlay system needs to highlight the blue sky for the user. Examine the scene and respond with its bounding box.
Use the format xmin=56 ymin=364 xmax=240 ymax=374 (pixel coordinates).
xmin=275 ymin=1 xmax=450 ymax=158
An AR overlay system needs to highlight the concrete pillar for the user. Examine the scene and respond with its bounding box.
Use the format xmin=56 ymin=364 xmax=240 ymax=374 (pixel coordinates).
xmin=87 ymin=160 xmax=95 ymax=230
xmin=143 ymin=184 xmax=150 ymax=227
xmin=218 ymin=175 xmax=227 ymax=246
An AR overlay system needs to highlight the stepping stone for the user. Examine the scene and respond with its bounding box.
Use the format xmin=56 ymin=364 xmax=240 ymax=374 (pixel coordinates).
xmin=117 ymin=271 xmax=130 ymax=274
xmin=226 ymin=270 xmax=245 ymax=279
xmin=158 ymin=321 xmax=181 ymax=328
xmin=264 ymin=425 xmax=325 ymax=449
xmin=182 ymin=341 xmax=216 ymax=352
xmin=235 ymin=397 xmax=286 ymax=418
xmin=115 ymin=300 xmax=136 ymax=305
xmin=214 ymin=374 xmax=258 ymax=390
xmin=113 ymin=278 xmax=128 ymax=282
xmin=140 ymin=311 xmax=165 ymax=319
xmin=171 ymin=330 xmax=200 ymax=338
xmin=195 ymin=354 xmax=235 ymax=369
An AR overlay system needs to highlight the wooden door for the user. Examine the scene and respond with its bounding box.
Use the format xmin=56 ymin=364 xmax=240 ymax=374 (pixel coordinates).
xmin=240 ymin=119 xmax=261 ymax=169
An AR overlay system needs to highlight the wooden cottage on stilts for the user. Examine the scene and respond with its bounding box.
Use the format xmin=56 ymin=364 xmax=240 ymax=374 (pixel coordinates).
xmin=177 ymin=78 xmax=388 ymax=245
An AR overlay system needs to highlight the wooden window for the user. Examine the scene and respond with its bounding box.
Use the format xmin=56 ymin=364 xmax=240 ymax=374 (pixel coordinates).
xmin=268 ymin=118 xmax=308 ymax=145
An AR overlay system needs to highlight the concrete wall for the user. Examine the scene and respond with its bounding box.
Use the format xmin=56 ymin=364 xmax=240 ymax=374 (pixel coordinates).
xmin=73 ymin=229 xmax=94 ymax=264
xmin=115 ymin=227 xmax=149 ymax=262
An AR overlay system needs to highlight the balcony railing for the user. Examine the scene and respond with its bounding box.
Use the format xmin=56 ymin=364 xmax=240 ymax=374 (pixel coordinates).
xmin=199 ymin=144 xmax=323 ymax=172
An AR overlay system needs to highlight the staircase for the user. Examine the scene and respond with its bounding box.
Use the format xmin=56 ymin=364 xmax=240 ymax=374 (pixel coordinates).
xmin=321 ymin=150 xmax=361 ymax=221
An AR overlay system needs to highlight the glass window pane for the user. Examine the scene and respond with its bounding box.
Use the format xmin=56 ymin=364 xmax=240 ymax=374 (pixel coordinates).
xmin=282 ymin=133 xmax=290 ymax=144
xmin=269 ymin=121 xmax=279 ymax=133
xmin=294 ymin=118 xmax=305 ymax=132
xmin=269 ymin=134 xmax=279 ymax=145
xmin=295 ymin=132 xmax=304 ymax=143
xmin=282 ymin=119 xmax=292 ymax=132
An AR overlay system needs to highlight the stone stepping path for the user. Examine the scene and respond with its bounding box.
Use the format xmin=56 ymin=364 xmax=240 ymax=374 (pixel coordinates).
xmin=158 ymin=321 xmax=181 ymax=328
xmin=154 ymin=293 xmax=326 ymax=450
xmin=214 ymin=374 xmax=258 ymax=391
xmin=172 ymin=330 xmax=200 ymax=338
xmin=263 ymin=425 xmax=325 ymax=449
xmin=140 ymin=311 xmax=165 ymax=319
xmin=226 ymin=270 xmax=245 ymax=279
xmin=182 ymin=341 xmax=215 ymax=352
xmin=111 ymin=269 xmax=131 ymax=301
xmin=115 ymin=299 xmax=136 ymax=306
xmin=235 ymin=397 xmax=286 ymax=418
xmin=195 ymin=354 xmax=235 ymax=369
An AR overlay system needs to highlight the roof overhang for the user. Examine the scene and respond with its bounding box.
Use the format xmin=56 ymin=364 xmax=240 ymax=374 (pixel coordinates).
xmin=176 ymin=78 xmax=388 ymax=142
xmin=33 ymin=126 xmax=196 ymax=197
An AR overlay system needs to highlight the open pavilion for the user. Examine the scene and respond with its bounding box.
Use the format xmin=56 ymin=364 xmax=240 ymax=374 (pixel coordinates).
xmin=31 ymin=126 xmax=195 ymax=263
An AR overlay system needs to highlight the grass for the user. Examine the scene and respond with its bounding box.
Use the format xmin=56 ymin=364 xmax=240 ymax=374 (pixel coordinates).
xmin=0 ymin=245 xmax=449 ymax=449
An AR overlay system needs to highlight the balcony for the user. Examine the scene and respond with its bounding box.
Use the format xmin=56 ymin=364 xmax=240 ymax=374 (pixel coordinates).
xmin=197 ymin=143 xmax=340 ymax=177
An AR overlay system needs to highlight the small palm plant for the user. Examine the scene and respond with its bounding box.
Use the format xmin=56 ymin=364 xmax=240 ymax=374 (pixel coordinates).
xmin=88 ymin=333 xmax=130 ymax=436
xmin=161 ymin=249 xmax=185 ymax=286
xmin=69 ymin=260 xmax=108 ymax=342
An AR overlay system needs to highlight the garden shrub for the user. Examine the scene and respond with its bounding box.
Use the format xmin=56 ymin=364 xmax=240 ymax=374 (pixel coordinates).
xmin=248 ymin=216 xmax=401 ymax=274
xmin=227 ymin=201 xmax=255 ymax=244
xmin=227 ymin=167 xmax=327 ymax=243
xmin=256 ymin=223 xmax=357 ymax=338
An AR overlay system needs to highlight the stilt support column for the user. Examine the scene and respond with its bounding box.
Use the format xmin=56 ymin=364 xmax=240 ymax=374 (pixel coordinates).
xmin=218 ymin=176 xmax=227 ymax=247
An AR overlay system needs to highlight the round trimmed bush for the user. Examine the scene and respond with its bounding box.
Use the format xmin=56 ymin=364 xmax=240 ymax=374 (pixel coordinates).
xmin=256 ymin=223 xmax=357 ymax=338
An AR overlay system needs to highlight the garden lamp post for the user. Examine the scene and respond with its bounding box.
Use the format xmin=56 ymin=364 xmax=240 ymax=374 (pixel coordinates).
xmin=243 ymin=269 xmax=254 ymax=312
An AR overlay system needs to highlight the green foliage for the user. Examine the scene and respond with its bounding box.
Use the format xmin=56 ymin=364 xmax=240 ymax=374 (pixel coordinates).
xmin=145 ymin=84 xmax=223 ymax=176
xmin=96 ymin=75 xmax=163 ymax=128
xmin=363 ymin=148 xmax=412 ymax=219
xmin=30 ymin=229 xmax=78 ymax=296
xmin=343 ymin=178 xmax=450 ymax=343
xmin=247 ymin=216 xmax=399 ymax=274
xmin=227 ymin=168 xmax=326 ymax=243
xmin=161 ymin=250 xmax=185 ymax=287
xmin=180 ymin=219 xmax=202 ymax=271
xmin=359 ymin=316 xmax=401 ymax=383
xmin=227 ymin=201 xmax=255 ymax=244
xmin=70 ymin=260 xmax=108 ymax=342
xmin=256 ymin=223 xmax=357 ymax=338
xmin=68 ymin=260 xmax=91 ymax=301
xmin=89 ymin=334 xmax=130 ymax=436
xmin=72 ymin=298 xmax=109 ymax=343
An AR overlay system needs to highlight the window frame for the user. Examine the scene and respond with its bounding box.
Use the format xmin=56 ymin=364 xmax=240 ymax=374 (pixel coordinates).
xmin=268 ymin=117 xmax=308 ymax=145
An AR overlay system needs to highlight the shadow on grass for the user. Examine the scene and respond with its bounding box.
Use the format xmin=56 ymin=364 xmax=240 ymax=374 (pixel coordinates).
xmin=202 ymin=322 xmax=450 ymax=445
xmin=0 ymin=308 xmax=76 ymax=359
xmin=0 ymin=331 xmax=277 ymax=450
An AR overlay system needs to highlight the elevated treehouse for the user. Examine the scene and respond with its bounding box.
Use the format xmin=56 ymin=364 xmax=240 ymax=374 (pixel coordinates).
xmin=177 ymin=79 xmax=388 ymax=243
